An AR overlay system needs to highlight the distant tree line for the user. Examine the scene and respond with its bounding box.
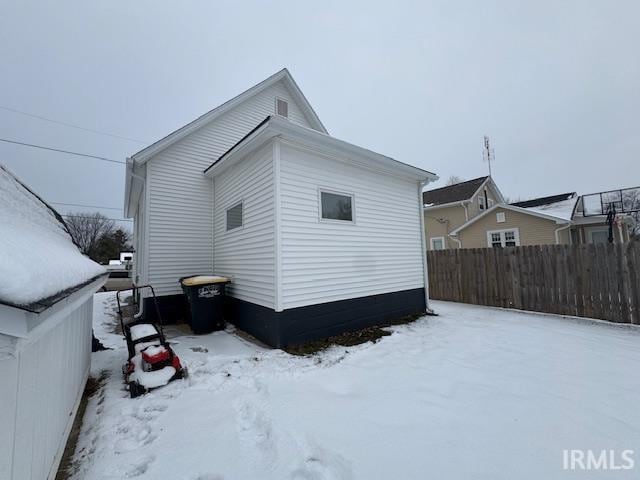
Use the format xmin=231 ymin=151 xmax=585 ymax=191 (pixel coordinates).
xmin=65 ymin=212 xmax=132 ymax=264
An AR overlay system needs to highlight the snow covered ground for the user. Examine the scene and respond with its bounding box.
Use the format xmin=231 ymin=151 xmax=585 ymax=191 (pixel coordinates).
xmin=69 ymin=292 xmax=640 ymax=480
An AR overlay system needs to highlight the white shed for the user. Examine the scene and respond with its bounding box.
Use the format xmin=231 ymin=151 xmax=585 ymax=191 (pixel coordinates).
xmin=125 ymin=69 xmax=437 ymax=347
xmin=0 ymin=165 xmax=107 ymax=480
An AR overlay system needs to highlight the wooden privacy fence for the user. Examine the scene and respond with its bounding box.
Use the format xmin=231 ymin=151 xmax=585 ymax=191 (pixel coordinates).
xmin=427 ymin=241 xmax=640 ymax=324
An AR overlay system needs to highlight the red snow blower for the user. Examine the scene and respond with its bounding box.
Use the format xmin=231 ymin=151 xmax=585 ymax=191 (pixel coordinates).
xmin=116 ymin=285 xmax=188 ymax=398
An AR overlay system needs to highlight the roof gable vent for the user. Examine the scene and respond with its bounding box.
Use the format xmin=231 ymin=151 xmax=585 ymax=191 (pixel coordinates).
xmin=276 ymin=98 xmax=288 ymax=118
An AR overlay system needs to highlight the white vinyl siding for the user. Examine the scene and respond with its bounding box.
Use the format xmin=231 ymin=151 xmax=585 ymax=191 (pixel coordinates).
xmin=213 ymin=144 xmax=275 ymax=308
xmin=278 ymin=142 xmax=424 ymax=310
xmin=1 ymin=293 xmax=93 ymax=480
xmin=144 ymin=81 xmax=314 ymax=296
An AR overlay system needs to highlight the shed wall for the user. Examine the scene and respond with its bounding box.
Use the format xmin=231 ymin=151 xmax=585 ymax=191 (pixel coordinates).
xmin=278 ymin=142 xmax=425 ymax=309
xmin=1 ymin=295 xmax=93 ymax=480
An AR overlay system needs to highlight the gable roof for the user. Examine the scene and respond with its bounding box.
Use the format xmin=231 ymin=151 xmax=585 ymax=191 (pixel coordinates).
xmin=449 ymin=202 xmax=570 ymax=236
xmin=423 ymin=176 xmax=489 ymax=206
xmin=203 ymin=115 xmax=438 ymax=182
xmin=0 ymin=164 xmax=106 ymax=312
xmin=130 ymin=68 xmax=326 ymax=164
xmin=511 ymin=192 xmax=576 ymax=208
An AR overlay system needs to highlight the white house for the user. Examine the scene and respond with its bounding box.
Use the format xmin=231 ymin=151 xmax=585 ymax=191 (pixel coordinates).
xmin=124 ymin=69 xmax=437 ymax=347
xmin=0 ymin=165 xmax=107 ymax=480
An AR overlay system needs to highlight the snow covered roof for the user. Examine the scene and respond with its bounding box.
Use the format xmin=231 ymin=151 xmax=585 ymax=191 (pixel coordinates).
xmin=0 ymin=165 xmax=106 ymax=311
xmin=511 ymin=192 xmax=576 ymax=208
xmin=521 ymin=196 xmax=578 ymax=221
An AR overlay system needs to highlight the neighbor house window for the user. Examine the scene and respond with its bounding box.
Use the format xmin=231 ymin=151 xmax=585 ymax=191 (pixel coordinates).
xmin=487 ymin=228 xmax=520 ymax=248
xmin=226 ymin=201 xmax=243 ymax=231
xmin=588 ymin=228 xmax=609 ymax=244
xmin=430 ymin=237 xmax=445 ymax=250
xmin=320 ymin=190 xmax=353 ymax=222
xmin=496 ymin=212 xmax=506 ymax=223
xmin=276 ymin=98 xmax=288 ymax=117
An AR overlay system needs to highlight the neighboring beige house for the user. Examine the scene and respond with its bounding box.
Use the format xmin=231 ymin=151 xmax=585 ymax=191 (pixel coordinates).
xmin=424 ymin=179 xmax=632 ymax=249
xmin=423 ymin=176 xmax=504 ymax=250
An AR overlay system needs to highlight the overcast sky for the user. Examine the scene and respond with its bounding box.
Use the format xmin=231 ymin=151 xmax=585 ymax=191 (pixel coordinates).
xmin=1 ymin=0 xmax=639 ymax=230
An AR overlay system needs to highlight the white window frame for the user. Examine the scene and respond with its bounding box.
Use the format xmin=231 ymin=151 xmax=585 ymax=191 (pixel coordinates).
xmin=486 ymin=228 xmax=520 ymax=248
xmin=496 ymin=212 xmax=506 ymax=223
xmin=318 ymin=188 xmax=355 ymax=224
xmin=225 ymin=200 xmax=244 ymax=232
xmin=430 ymin=236 xmax=446 ymax=250
xmin=275 ymin=97 xmax=289 ymax=118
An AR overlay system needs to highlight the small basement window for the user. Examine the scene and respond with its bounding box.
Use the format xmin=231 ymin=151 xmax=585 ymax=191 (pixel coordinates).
xmin=430 ymin=237 xmax=445 ymax=250
xmin=320 ymin=190 xmax=353 ymax=222
xmin=226 ymin=201 xmax=243 ymax=231
xmin=276 ymin=98 xmax=288 ymax=118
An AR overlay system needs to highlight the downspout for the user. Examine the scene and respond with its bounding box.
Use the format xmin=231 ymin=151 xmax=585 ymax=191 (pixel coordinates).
xmin=449 ymin=234 xmax=462 ymax=249
xmin=462 ymin=201 xmax=469 ymax=221
xmin=554 ymin=222 xmax=571 ymax=244
xmin=419 ymin=181 xmax=435 ymax=314
xmin=127 ymin=160 xmax=146 ymax=304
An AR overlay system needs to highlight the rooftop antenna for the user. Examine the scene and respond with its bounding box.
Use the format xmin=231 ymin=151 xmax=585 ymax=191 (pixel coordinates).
xmin=483 ymin=135 xmax=494 ymax=177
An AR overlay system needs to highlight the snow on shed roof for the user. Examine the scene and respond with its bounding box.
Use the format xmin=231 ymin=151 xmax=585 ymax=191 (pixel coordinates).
xmin=0 ymin=164 xmax=106 ymax=311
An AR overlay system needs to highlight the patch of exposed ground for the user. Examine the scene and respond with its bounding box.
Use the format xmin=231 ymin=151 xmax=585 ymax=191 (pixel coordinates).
xmin=285 ymin=313 xmax=424 ymax=355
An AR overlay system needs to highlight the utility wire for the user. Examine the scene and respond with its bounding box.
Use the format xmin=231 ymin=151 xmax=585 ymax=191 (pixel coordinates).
xmin=0 ymin=138 xmax=125 ymax=164
xmin=0 ymin=105 xmax=147 ymax=144
xmin=61 ymin=214 xmax=132 ymax=222
xmin=50 ymin=201 xmax=122 ymax=211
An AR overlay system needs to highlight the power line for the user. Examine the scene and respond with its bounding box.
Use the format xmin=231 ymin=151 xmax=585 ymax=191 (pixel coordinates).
xmin=0 ymin=138 xmax=125 ymax=164
xmin=61 ymin=214 xmax=132 ymax=222
xmin=0 ymin=105 xmax=147 ymax=144
xmin=50 ymin=201 xmax=122 ymax=211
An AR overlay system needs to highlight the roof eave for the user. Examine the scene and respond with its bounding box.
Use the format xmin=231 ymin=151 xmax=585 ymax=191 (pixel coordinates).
xmin=204 ymin=116 xmax=437 ymax=182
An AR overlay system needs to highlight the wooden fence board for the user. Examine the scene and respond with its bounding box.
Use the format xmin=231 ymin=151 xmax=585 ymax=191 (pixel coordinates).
xmin=427 ymin=241 xmax=640 ymax=324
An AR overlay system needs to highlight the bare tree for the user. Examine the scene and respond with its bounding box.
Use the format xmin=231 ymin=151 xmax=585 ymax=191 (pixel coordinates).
xmin=446 ymin=175 xmax=464 ymax=186
xmin=65 ymin=212 xmax=115 ymax=261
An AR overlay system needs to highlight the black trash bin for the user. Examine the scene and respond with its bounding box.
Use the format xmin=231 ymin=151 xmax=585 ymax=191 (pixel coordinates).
xmin=180 ymin=275 xmax=230 ymax=334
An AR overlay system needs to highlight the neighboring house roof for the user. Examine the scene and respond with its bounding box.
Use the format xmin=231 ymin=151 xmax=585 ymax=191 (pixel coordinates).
xmin=422 ymin=176 xmax=489 ymax=206
xmin=0 ymin=164 xmax=106 ymax=312
xmin=449 ymin=203 xmax=570 ymax=236
xmin=204 ymin=115 xmax=438 ymax=182
xmin=520 ymin=196 xmax=578 ymax=222
xmin=511 ymin=192 xmax=576 ymax=208
xmin=129 ymin=68 xmax=326 ymax=165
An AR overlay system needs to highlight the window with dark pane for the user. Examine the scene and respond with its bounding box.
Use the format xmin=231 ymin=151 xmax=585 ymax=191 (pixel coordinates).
xmin=320 ymin=191 xmax=353 ymax=221
xmin=490 ymin=232 xmax=502 ymax=248
xmin=226 ymin=202 xmax=243 ymax=231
